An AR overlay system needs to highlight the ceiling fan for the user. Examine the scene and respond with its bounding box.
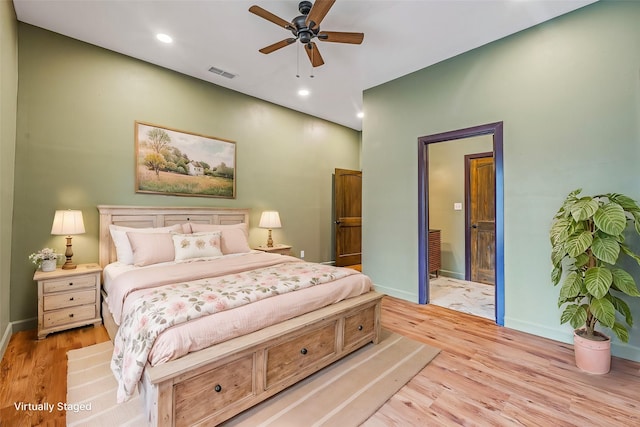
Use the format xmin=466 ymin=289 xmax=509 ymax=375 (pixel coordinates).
xmin=249 ymin=0 xmax=364 ymax=67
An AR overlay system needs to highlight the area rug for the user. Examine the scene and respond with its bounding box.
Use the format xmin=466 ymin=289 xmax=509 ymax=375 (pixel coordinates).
xmin=67 ymin=330 xmax=439 ymax=427
xmin=429 ymin=276 xmax=495 ymax=320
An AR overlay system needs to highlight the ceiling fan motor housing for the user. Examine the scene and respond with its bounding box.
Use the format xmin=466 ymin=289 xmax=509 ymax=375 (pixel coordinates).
xmin=298 ymin=1 xmax=313 ymax=15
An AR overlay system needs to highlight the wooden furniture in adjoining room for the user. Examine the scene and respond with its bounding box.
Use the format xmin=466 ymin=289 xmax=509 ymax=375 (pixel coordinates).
xmin=97 ymin=205 xmax=382 ymax=426
xmin=34 ymin=263 xmax=102 ymax=339
xmin=428 ymin=229 xmax=441 ymax=276
xmin=253 ymin=243 xmax=292 ymax=256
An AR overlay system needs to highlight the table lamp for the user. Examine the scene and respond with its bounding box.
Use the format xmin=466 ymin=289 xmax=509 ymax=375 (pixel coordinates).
xmin=51 ymin=210 xmax=85 ymax=269
xmin=259 ymin=211 xmax=281 ymax=248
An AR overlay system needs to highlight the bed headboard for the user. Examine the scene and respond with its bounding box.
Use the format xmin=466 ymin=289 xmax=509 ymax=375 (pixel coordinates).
xmin=97 ymin=205 xmax=250 ymax=268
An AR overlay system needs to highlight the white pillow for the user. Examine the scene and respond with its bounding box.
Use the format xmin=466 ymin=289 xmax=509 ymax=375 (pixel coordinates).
xmin=109 ymin=224 xmax=182 ymax=264
xmin=172 ymin=232 xmax=223 ymax=262
xmin=189 ymin=223 xmax=251 ymax=254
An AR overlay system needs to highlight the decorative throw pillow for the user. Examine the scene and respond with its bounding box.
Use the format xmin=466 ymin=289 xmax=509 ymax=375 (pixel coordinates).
xmin=126 ymin=232 xmax=175 ymax=267
xmin=109 ymin=224 xmax=183 ymax=264
xmin=189 ymin=223 xmax=251 ymax=254
xmin=173 ymin=232 xmax=223 ymax=261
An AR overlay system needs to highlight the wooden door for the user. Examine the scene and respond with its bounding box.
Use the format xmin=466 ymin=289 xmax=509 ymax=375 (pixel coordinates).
xmin=334 ymin=168 xmax=362 ymax=267
xmin=467 ymin=154 xmax=495 ymax=285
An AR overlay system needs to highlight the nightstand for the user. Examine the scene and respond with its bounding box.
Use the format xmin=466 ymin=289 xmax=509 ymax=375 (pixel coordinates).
xmin=34 ymin=263 xmax=103 ymax=339
xmin=254 ymin=244 xmax=292 ymax=256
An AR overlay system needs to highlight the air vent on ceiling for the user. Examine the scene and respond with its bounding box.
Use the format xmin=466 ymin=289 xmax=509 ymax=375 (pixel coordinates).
xmin=208 ymin=66 xmax=237 ymax=79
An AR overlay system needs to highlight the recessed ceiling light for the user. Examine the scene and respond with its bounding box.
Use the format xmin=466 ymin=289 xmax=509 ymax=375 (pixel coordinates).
xmin=298 ymin=89 xmax=310 ymax=97
xmin=156 ymin=33 xmax=173 ymax=44
xmin=357 ymin=112 xmax=365 ymax=119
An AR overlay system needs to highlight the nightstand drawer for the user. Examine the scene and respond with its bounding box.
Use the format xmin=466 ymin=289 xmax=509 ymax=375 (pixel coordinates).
xmin=42 ymin=274 xmax=97 ymax=293
xmin=43 ymin=305 xmax=97 ymax=329
xmin=43 ymin=289 xmax=96 ymax=311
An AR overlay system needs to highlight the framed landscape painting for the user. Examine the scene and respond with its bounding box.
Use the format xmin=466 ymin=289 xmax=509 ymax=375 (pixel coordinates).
xmin=135 ymin=122 xmax=236 ymax=198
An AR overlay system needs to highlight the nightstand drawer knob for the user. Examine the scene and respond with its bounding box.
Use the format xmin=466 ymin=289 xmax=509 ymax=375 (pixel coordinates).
xmin=68 ymin=282 xmax=74 ymax=286
xmin=358 ymin=325 xmax=363 ymax=331
xmin=69 ymin=313 xmax=74 ymax=318
xmin=69 ymin=297 xmax=74 ymax=301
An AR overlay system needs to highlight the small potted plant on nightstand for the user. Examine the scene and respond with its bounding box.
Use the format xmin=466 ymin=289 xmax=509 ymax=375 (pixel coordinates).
xmin=29 ymin=248 xmax=62 ymax=272
xmin=550 ymin=189 xmax=640 ymax=374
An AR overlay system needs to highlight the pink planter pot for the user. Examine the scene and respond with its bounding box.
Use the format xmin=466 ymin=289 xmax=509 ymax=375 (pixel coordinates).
xmin=573 ymin=329 xmax=611 ymax=374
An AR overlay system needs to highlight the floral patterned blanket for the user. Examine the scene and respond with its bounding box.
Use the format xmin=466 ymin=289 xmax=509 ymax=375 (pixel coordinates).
xmin=111 ymin=261 xmax=356 ymax=402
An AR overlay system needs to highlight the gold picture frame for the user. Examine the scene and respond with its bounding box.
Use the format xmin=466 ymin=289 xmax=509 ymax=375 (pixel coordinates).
xmin=135 ymin=121 xmax=236 ymax=199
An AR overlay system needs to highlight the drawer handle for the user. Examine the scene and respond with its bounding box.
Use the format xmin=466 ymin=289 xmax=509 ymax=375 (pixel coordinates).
xmin=214 ymin=384 xmax=222 ymax=392
xmin=68 ymin=282 xmax=74 ymax=286
xmin=300 ymin=348 xmax=308 ymax=355
xmin=69 ymin=313 xmax=74 ymax=318
xmin=358 ymin=325 xmax=363 ymax=331
xmin=69 ymin=297 xmax=74 ymax=301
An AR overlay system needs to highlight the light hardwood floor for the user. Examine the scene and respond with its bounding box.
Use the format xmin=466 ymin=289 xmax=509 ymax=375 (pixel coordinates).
xmin=1 ymin=296 xmax=638 ymax=426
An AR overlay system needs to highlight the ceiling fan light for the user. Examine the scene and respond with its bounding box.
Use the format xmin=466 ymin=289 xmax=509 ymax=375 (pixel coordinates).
xmin=298 ymin=89 xmax=310 ymax=97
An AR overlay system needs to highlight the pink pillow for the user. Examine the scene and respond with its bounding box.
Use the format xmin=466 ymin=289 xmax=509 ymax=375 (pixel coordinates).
xmin=190 ymin=223 xmax=251 ymax=254
xmin=126 ymin=232 xmax=175 ymax=266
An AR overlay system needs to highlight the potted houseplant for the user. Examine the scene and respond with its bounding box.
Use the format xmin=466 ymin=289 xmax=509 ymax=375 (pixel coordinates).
xmin=29 ymin=248 xmax=62 ymax=272
xmin=550 ymin=189 xmax=640 ymax=374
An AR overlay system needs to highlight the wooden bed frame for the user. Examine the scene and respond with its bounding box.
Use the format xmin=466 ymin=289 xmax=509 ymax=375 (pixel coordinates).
xmin=97 ymin=205 xmax=382 ymax=426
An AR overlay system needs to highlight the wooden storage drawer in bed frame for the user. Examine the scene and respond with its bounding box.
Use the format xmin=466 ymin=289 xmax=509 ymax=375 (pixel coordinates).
xmin=141 ymin=291 xmax=383 ymax=427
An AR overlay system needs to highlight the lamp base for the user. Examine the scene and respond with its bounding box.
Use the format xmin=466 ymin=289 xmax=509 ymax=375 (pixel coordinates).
xmin=266 ymin=229 xmax=274 ymax=248
xmin=62 ymin=236 xmax=77 ymax=269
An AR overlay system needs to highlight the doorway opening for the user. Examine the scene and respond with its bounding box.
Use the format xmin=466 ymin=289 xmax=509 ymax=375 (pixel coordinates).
xmin=418 ymin=122 xmax=504 ymax=325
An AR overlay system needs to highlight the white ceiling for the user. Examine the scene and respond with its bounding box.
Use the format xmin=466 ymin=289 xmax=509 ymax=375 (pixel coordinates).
xmin=13 ymin=0 xmax=596 ymax=130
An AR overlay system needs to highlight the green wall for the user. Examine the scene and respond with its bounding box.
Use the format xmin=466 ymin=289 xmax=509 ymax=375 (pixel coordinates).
xmin=362 ymin=1 xmax=640 ymax=361
xmin=11 ymin=24 xmax=360 ymax=325
xmin=0 ymin=0 xmax=18 ymax=354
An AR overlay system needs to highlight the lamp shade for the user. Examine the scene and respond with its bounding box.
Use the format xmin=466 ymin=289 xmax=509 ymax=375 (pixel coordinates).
xmin=259 ymin=211 xmax=281 ymax=229
xmin=51 ymin=210 xmax=86 ymax=235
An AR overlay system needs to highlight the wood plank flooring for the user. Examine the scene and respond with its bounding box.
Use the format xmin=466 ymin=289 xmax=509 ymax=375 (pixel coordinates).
xmin=1 ymin=296 xmax=638 ymax=426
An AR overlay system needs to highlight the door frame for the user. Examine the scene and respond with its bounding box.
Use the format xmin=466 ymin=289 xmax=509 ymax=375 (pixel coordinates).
xmin=464 ymin=152 xmax=495 ymax=283
xmin=417 ymin=122 xmax=504 ymax=325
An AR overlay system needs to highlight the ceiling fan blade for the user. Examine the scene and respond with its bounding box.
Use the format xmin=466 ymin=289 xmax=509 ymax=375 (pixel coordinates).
xmin=305 ymin=42 xmax=325 ymax=67
xmin=318 ymin=31 xmax=364 ymax=44
xmin=259 ymin=38 xmax=297 ymax=54
xmin=305 ymin=0 xmax=336 ymax=29
xmin=249 ymin=5 xmax=291 ymax=29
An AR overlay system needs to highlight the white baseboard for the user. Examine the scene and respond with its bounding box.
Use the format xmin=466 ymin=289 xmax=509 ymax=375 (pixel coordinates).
xmin=505 ymin=316 xmax=640 ymax=363
xmin=371 ymin=284 xmax=417 ymax=303
xmin=0 ymin=322 xmax=12 ymax=362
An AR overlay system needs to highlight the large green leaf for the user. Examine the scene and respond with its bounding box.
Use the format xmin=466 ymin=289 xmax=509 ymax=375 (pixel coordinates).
xmin=593 ymin=202 xmax=626 ymax=235
xmin=570 ymin=197 xmax=599 ymax=222
xmin=551 ymin=244 xmax=565 ymax=267
xmin=620 ymin=244 xmax=640 ymax=267
xmin=551 ymin=265 xmax=563 ymax=286
xmin=550 ymin=217 xmax=570 ymax=246
xmin=590 ymin=297 xmax=615 ymax=328
xmin=565 ymin=231 xmax=592 ymax=258
xmin=559 ymin=271 xmax=582 ymax=299
xmin=591 ymin=234 xmax=620 ymax=265
xmin=606 ymin=293 xmax=632 ymax=326
xmin=561 ymin=304 xmax=587 ymax=329
xmin=611 ymin=268 xmax=640 ymax=297
xmin=608 ymin=193 xmax=640 ymax=212
xmin=584 ymin=267 xmax=612 ymax=299
xmin=611 ymin=321 xmax=630 ymax=343
xmin=633 ymin=211 xmax=640 ymax=235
